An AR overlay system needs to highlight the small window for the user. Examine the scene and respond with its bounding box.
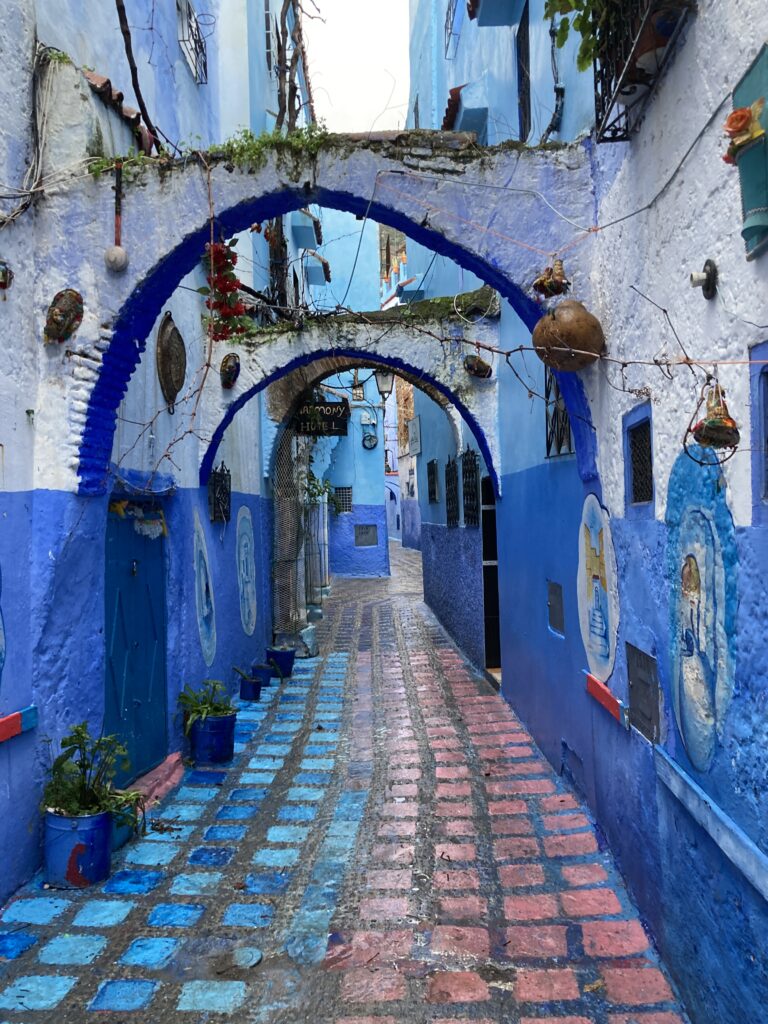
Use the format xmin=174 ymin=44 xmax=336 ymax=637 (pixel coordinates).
xmin=545 ymin=367 xmax=574 ymax=458
xmin=427 ymin=459 xmax=439 ymax=503
xmin=628 ymin=419 xmax=653 ymax=504
xmin=264 ymin=0 xmax=274 ymax=72
xmin=177 ymin=0 xmax=208 ymax=84
xmin=445 ymin=459 xmax=459 ymax=527
xmin=461 ymin=448 xmax=480 ymax=527
xmin=334 ymin=486 xmax=352 ymax=513
xmin=547 ymin=580 xmax=564 ymax=635
xmin=627 ymin=643 xmax=661 ymax=743
xmin=516 ymin=1 xmax=531 ymax=142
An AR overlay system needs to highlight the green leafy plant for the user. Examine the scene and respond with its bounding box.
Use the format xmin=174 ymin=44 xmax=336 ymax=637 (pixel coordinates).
xmin=42 ymin=723 xmax=145 ymax=830
xmin=544 ymin=0 xmax=622 ymax=71
xmin=209 ymin=123 xmax=330 ymax=171
xmin=178 ymin=679 xmax=236 ymax=735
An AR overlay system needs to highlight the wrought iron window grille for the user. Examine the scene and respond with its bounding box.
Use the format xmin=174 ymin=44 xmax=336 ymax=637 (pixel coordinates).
xmin=516 ymin=1 xmax=531 ymax=142
xmin=177 ymin=0 xmax=209 ymax=84
xmin=444 ymin=0 xmax=463 ymax=59
xmin=208 ymin=462 xmax=231 ymax=522
xmin=334 ymin=486 xmax=353 ymax=513
xmin=427 ymin=459 xmax=439 ymax=504
xmin=445 ymin=458 xmax=459 ymax=527
xmin=545 ymin=367 xmax=574 ymax=458
xmin=593 ymin=0 xmax=695 ymax=143
xmin=628 ymin=419 xmax=653 ymax=503
xmin=461 ymin=447 xmax=480 ymax=527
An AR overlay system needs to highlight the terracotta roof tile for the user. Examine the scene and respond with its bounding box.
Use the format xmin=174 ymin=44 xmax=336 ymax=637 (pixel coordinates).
xmin=83 ymin=70 xmax=152 ymax=154
xmin=467 ymin=0 xmax=480 ymax=18
xmin=442 ymin=85 xmax=466 ymax=131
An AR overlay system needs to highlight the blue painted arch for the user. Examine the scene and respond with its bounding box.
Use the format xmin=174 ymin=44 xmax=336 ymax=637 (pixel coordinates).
xmin=77 ymin=183 xmax=598 ymax=494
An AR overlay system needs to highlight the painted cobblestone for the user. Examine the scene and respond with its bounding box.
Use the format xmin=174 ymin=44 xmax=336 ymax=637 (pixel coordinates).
xmin=0 ymin=548 xmax=689 ymax=1022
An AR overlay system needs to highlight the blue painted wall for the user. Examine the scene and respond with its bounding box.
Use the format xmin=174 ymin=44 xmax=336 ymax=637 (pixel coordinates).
xmin=421 ymin=522 xmax=484 ymax=667
xmin=329 ymin=505 xmax=390 ymax=578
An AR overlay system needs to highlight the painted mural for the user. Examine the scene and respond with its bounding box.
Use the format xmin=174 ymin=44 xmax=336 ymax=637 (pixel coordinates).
xmin=236 ymin=506 xmax=257 ymax=636
xmin=193 ymin=510 xmax=216 ymax=666
xmin=577 ymin=493 xmax=619 ymax=681
xmin=0 ymin=563 xmax=5 ymax=693
xmin=667 ymin=449 xmax=737 ymax=772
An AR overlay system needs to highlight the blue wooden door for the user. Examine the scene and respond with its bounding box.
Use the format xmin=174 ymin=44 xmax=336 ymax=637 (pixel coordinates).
xmin=104 ymin=511 xmax=168 ymax=787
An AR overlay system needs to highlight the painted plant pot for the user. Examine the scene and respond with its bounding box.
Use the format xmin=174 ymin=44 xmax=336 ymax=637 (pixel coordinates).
xmin=239 ymin=670 xmax=266 ymax=702
xmin=266 ymin=647 xmax=296 ymax=679
xmin=189 ymin=712 xmax=237 ymax=765
xmin=44 ymin=809 xmax=112 ymax=888
xmin=247 ymin=663 xmax=274 ymax=692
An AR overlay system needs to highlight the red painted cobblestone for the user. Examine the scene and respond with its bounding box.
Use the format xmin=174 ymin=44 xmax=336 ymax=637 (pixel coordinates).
xmin=427 ymin=971 xmax=491 ymax=1003
xmin=562 ymin=863 xmax=609 ymax=886
xmin=438 ymin=895 xmax=488 ymax=919
xmin=503 ymin=924 xmax=569 ymax=957
xmin=602 ymin=968 xmax=675 ymax=1004
xmin=516 ymin=967 xmax=581 ymax=1001
xmin=432 ymin=925 xmax=491 ymax=958
xmin=582 ymin=919 xmax=650 ymax=957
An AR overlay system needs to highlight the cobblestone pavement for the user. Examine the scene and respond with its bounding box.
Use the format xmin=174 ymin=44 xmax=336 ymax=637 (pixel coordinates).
xmin=0 ymin=545 xmax=689 ymax=1023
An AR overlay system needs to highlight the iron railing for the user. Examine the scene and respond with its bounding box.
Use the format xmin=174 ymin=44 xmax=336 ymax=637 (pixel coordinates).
xmin=178 ymin=0 xmax=209 ymax=84
xmin=593 ymin=0 xmax=695 ymax=142
xmin=545 ymin=367 xmax=574 ymax=458
xmin=461 ymin=448 xmax=480 ymax=527
xmin=427 ymin=459 xmax=439 ymax=504
xmin=444 ymin=0 xmax=462 ymax=59
xmin=446 ymin=458 xmax=459 ymax=527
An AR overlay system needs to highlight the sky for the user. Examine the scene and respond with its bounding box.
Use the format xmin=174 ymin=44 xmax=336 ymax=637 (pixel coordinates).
xmin=302 ymin=0 xmax=411 ymax=133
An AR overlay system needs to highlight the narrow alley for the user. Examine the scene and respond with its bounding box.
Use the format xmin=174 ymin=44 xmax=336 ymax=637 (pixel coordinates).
xmin=0 ymin=547 xmax=686 ymax=1022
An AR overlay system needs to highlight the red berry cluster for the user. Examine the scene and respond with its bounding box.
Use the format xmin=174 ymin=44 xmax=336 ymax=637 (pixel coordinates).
xmin=202 ymin=240 xmax=252 ymax=341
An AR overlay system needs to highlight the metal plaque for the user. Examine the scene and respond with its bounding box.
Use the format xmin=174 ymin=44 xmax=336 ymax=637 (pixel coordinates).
xmin=156 ymin=313 xmax=187 ymax=413
xmin=354 ymin=524 xmax=378 ymax=547
xmin=627 ymin=642 xmax=661 ymax=743
xmin=547 ymin=580 xmax=565 ymax=635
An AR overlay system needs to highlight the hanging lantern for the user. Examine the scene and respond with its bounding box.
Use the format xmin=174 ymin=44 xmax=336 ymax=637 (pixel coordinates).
xmin=532 ymin=300 xmax=605 ymax=371
xmin=220 ymin=352 xmax=241 ymax=390
xmin=44 ymin=288 xmax=83 ymax=343
xmin=0 ymin=260 xmax=13 ymax=299
xmin=691 ymin=382 xmax=740 ymax=450
xmin=532 ymin=258 xmax=571 ymax=298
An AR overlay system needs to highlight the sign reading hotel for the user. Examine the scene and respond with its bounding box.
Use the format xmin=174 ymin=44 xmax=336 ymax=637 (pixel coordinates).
xmin=294 ymin=400 xmax=350 ymax=436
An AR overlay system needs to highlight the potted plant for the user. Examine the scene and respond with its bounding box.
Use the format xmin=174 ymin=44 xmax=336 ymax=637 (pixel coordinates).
xmin=233 ymin=664 xmax=269 ymax=701
xmin=42 ymin=723 xmax=144 ymax=888
xmin=178 ymin=679 xmax=237 ymax=765
xmin=265 ymin=643 xmax=296 ymax=679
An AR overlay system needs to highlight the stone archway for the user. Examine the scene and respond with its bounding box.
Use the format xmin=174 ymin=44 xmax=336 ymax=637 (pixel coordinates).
xmin=36 ymin=130 xmax=598 ymax=494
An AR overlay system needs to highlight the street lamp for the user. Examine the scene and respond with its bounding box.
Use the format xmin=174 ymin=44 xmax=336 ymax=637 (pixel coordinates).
xmin=374 ymin=368 xmax=395 ymax=403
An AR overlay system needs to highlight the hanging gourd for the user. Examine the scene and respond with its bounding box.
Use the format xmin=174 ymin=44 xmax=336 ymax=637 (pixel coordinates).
xmin=532 ymin=300 xmax=605 ymax=371
xmin=44 ymin=289 xmax=84 ymax=343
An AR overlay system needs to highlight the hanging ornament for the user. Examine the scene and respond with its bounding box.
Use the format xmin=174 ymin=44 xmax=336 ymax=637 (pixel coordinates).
xmin=685 ymin=381 xmax=740 ymax=463
xmin=156 ymin=312 xmax=187 ymax=413
xmin=464 ymin=354 xmax=493 ymax=379
xmin=220 ymin=352 xmax=241 ymax=389
xmin=0 ymin=260 xmax=13 ymax=299
xmin=532 ymin=300 xmax=605 ymax=371
xmin=44 ymin=289 xmax=84 ymax=343
xmin=532 ymin=258 xmax=571 ymax=298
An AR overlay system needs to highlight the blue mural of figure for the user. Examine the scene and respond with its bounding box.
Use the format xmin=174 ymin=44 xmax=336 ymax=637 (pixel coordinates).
xmin=667 ymin=448 xmax=737 ymax=772
xmin=0 ymin=563 xmax=5 ymax=693
xmin=236 ymin=507 xmax=257 ymax=636
xmin=193 ymin=510 xmax=217 ymax=666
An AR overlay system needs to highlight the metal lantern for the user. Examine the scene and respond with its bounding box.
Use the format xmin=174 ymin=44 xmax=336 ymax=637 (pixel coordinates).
xmin=691 ymin=382 xmax=740 ymax=450
xmin=208 ymin=462 xmax=231 ymax=523
xmin=0 ymin=260 xmax=13 ymax=299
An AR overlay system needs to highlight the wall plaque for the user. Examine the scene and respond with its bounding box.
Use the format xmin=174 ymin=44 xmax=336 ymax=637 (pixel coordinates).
xmin=354 ymin=524 xmax=378 ymax=547
xmin=294 ymin=400 xmax=349 ymax=436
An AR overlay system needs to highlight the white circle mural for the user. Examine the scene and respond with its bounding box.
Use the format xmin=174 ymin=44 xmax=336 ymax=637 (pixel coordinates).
xmin=193 ymin=509 xmax=216 ymax=666
xmin=577 ymin=493 xmax=619 ymax=682
xmin=236 ymin=506 xmax=257 ymax=636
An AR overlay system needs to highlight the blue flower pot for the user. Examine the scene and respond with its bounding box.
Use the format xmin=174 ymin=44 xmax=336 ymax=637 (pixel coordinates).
xmin=248 ymin=663 xmax=274 ymax=690
xmin=239 ymin=675 xmax=263 ymax=701
xmin=266 ymin=647 xmax=296 ymax=679
xmin=44 ymin=810 xmax=112 ymax=888
xmin=189 ymin=712 xmax=236 ymax=765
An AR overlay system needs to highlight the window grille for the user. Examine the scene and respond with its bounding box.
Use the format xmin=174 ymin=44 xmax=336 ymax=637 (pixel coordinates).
xmin=627 ymin=643 xmax=660 ymax=743
xmin=177 ymin=0 xmax=209 ymax=84
xmin=427 ymin=459 xmax=439 ymax=504
xmin=445 ymin=459 xmax=459 ymax=527
xmin=264 ymin=0 xmax=274 ymax=72
xmin=516 ymin=2 xmax=531 ymax=142
xmin=628 ymin=419 xmax=653 ymax=503
xmin=208 ymin=462 xmax=231 ymax=523
xmin=444 ymin=0 xmax=462 ymax=58
xmin=593 ymin=0 xmax=694 ymax=143
xmin=547 ymin=581 xmax=564 ymax=635
xmin=545 ymin=367 xmax=574 ymax=458
xmin=335 ymin=486 xmax=353 ymax=513
xmin=461 ymin=448 xmax=480 ymax=527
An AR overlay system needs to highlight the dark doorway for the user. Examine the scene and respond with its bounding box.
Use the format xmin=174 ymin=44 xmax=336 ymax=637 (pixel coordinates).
xmin=481 ymin=476 xmax=501 ymax=670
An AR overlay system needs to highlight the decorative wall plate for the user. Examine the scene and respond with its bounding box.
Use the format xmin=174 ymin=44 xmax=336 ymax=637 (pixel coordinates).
xmin=220 ymin=352 xmax=241 ymax=389
xmin=362 ymin=431 xmax=378 ymax=450
xmin=44 ymin=288 xmax=83 ymax=343
xmin=156 ymin=313 xmax=187 ymax=413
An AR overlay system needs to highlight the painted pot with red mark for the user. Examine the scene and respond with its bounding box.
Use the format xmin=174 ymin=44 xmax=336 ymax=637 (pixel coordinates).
xmin=43 ymin=810 xmax=112 ymax=888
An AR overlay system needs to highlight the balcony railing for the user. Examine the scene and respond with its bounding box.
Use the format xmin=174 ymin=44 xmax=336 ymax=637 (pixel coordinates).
xmin=593 ymin=0 xmax=696 ymax=143
xmin=178 ymin=0 xmax=209 ymax=84
xmin=444 ymin=0 xmax=464 ymax=59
